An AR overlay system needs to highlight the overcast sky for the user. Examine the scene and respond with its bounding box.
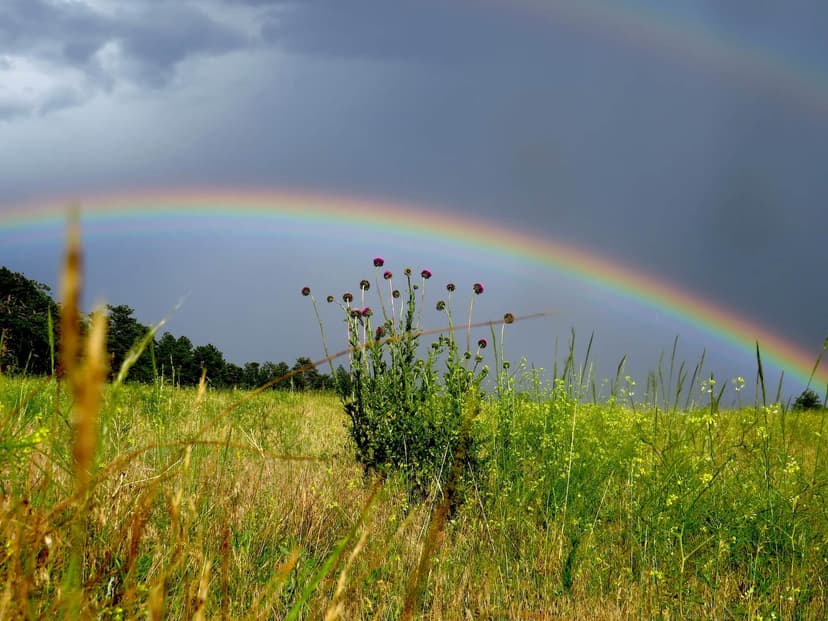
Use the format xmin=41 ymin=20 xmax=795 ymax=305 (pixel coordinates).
xmin=1 ymin=0 xmax=826 ymax=399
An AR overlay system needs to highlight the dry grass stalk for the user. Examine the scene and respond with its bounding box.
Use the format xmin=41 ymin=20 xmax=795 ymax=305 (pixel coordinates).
xmin=58 ymin=208 xmax=82 ymax=383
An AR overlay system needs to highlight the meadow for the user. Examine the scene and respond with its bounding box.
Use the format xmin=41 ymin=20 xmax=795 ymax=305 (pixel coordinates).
xmin=3 ymin=347 xmax=828 ymax=619
xmin=1 ymin=234 xmax=827 ymax=620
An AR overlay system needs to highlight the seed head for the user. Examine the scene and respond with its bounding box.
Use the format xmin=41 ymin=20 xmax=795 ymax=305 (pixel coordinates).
xmin=373 ymin=257 xmax=385 ymax=267
xmin=436 ymin=300 xmax=446 ymax=311
xmin=473 ymin=282 xmax=484 ymax=295
xmin=477 ymin=338 xmax=488 ymax=349
xmin=359 ymin=279 xmax=370 ymax=291
xmin=350 ymin=309 xmax=361 ymax=318
xmin=383 ymin=270 xmax=393 ymax=280
xmin=326 ymin=295 xmax=335 ymax=303
xmin=392 ymin=289 xmax=400 ymax=299
xmin=404 ymin=267 xmax=412 ymax=276
xmin=343 ymin=292 xmax=354 ymax=303
xmin=301 ymin=286 xmax=311 ymax=297
xmin=503 ymin=312 xmax=514 ymax=324
xmin=375 ymin=326 xmax=385 ymax=339
xmin=421 ymin=269 xmax=432 ymax=279
xmin=446 ymin=283 xmax=455 ymax=292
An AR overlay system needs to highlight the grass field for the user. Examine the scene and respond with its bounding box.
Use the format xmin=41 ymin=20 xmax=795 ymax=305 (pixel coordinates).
xmin=2 ymin=368 xmax=827 ymax=619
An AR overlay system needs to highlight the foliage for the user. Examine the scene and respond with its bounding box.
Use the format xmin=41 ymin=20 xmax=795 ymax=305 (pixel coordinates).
xmin=0 ymin=265 xmax=332 ymax=389
xmin=0 ymin=266 xmax=59 ymax=374
xmin=793 ymin=388 xmax=824 ymax=410
xmin=107 ymin=304 xmax=155 ymax=382
xmin=304 ymin=262 xmax=494 ymax=497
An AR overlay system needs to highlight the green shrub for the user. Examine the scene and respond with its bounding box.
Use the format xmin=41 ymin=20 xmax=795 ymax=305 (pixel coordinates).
xmin=303 ymin=260 xmax=494 ymax=498
xmin=793 ymin=388 xmax=823 ymax=410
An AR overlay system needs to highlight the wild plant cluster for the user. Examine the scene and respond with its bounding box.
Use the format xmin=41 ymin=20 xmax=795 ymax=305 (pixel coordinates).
xmin=302 ymin=258 xmax=508 ymax=497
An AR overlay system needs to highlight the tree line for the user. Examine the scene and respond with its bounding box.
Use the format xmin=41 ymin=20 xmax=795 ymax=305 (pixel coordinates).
xmin=0 ymin=266 xmax=341 ymax=390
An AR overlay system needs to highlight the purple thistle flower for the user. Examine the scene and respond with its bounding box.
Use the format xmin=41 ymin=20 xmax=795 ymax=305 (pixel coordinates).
xmin=473 ymin=282 xmax=484 ymax=295
xmin=477 ymin=338 xmax=488 ymax=349
xmin=383 ymin=270 xmax=393 ymax=280
xmin=361 ymin=307 xmax=372 ymax=317
xmin=421 ymin=269 xmax=432 ymax=279
xmin=360 ymin=279 xmax=370 ymax=291
xmin=446 ymin=283 xmax=455 ymax=292
xmin=343 ymin=292 xmax=354 ymax=303
xmin=503 ymin=312 xmax=515 ymax=324
xmin=301 ymin=286 xmax=311 ymax=297
xmin=375 ymin=326 xmax=385 ymax=339
xmin=373 ymin=257 xmax=385 ymax=267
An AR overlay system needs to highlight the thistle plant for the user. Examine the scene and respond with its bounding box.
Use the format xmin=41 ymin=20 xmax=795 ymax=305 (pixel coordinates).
xmin=303 ymin=259 xmax=504 ymax=498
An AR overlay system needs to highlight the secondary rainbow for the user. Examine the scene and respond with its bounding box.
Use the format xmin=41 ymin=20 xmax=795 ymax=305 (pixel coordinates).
xmin=2 ymin=188 xmax=826 ymax=388
xmin=489 ymin=0 xmax=828 ymax=117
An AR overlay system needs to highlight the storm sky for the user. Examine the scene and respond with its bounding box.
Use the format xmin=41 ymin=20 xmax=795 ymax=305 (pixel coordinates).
xmin=1 ymin=0 xmax=827 ymax=398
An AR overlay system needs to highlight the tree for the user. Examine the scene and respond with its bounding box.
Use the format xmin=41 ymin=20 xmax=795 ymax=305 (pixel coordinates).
xmin=223 ymin=363 xmax=243 ymax=387
xmin=794 ymin=389 xmax=823 ymax=411
xmin=261 ymin=361 xmax=290 ymax=390
xmin=192 ymin=343 xmax=226 ymax=386
xmin=242 ymin=361 xmax=262 ymax=389
xmin=156 ymin=332 xmax=196 ymax=385
xmin=106 ymin=304 xmax=155 ymax=382
xmin=0 ymin=267 xmax=59 ymax=375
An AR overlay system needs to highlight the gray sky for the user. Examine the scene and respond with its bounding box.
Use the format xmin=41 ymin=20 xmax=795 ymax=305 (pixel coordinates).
xmin=1 ymin=0 xmax=826 ymax=398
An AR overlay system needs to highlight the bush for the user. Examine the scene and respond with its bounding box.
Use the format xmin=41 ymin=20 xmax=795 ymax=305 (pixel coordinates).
xmin=303 ymin=261 xmax=499 ymax=499
xmin=794 ymin=388 xmax=824 ymax=411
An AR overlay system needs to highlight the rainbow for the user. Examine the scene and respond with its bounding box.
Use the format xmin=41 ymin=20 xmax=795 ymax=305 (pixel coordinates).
xmin=490 ymin=0 xmax=828 ymax=117
xmin=2 ymin=188 xmax=826 ymax=388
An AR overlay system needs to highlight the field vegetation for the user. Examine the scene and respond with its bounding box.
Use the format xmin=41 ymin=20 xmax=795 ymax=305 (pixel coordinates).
xmin=1 ymin=225 xmax=826 ymax=619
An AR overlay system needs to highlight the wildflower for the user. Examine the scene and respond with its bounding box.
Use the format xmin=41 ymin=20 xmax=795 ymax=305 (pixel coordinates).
xmin=392 ymin=289 xmax=400 ymax=299
xmin=326 ymin=295 xmax=334 ymax=303
xmin=503 ymin=312 xmax=514 ymax=324
xmin=436 ymin=300 xmax=446 ymax=311
xmin=350 ymin=309 xmax=361 ymax=318
xmin=361 ymin=307 xmax=372 ymax=317
xmin=373 ymin=257 xmax=385 ymax=267
xmin=477 ymin=338 xmax=487 ymax=349
xmin=360 ymin=279 xmax=370 ymax=291
xmin=446 ymin=283 xmax=455 ymax=292
xmin=383 ymin=271 xmax=393 ymax=280
xmin=301 ymin=286 xmax=311 ymax=296
xmin=343 ymin=292 xmax=354 ymax=303
xmin=421 ymin=269 xmax=432 ymax=279
xmin=473 ymin=282 xmax=484 ymax=295
xmin=375 ymin=326 xmax=385 ymax=339
xmin=404 ymin=267 xmax=412 ymax=276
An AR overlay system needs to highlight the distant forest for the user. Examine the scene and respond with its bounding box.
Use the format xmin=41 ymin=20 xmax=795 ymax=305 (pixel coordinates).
xmin=0 ymin=266 xmax=341 ymax=390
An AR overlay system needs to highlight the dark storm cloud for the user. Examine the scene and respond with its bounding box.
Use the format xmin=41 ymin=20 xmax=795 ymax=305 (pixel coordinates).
xmin=0 ymin=0 xmax=247 ymax=117
xmin=255 ymin=0 xmax=530 ymax=62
